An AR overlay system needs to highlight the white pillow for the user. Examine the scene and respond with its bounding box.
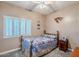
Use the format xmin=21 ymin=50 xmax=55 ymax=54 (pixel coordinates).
xmin=44 ymin=34 xmax=56 ymax=39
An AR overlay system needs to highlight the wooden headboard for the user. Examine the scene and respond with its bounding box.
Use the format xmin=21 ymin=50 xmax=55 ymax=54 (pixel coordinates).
xmin=57 ymin=31 xmax=59 ymax=47
xmin=45 ymin=31 xmax=60 ymax=47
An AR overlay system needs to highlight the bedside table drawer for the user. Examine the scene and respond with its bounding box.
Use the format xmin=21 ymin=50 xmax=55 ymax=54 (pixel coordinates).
xmin=58 ymin=39 xmax=68 ymax=52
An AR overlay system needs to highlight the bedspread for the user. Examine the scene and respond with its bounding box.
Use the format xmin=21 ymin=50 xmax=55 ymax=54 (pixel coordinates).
xmin=22 ymin=36 xmax=57 ymax=57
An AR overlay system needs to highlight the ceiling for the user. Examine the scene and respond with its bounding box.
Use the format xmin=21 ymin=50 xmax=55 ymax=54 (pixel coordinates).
xmin=5 ymin=1 xmax=78 ymax=15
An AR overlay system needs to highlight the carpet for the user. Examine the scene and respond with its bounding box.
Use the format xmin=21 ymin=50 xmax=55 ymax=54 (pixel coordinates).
xmin=0 ymin=48 xmax=71 ymax=57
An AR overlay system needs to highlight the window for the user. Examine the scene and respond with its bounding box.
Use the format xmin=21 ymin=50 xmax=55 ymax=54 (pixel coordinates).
xmin=4 ymin=16 xmax=12 ymax=38
xmin=20 ymin=19 xmax=31 ymax=36
xmin=26 ymin=20 xmax=31 ymax=36
xmin=13 ymin=17 xmax=19 ymax=36
xmin=20 ymin=18 xmax=26 ymax=35
xmin=4 ymin=16 xmax=31 ymax=38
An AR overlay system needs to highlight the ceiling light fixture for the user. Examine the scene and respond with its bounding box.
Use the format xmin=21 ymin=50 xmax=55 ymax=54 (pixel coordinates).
xmin=32 ymin=1 xmax=54 ymax=9
xmin=33 ymin=1 xmax=53 ymax=5
xmin=38 ymin=4 xmax=47 ymax=9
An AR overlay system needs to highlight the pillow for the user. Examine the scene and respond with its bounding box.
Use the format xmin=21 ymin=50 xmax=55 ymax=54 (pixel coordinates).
xmin=44 ymin=34 xmax=56 ymax=39
xmin=52 ymin=35 xmax=57 ymax=39
xmin=44 ymin=34 xmax=48 ymax=37
xmin=50 ymin=35 xmax=56 ymax=39
xmin=44 ymin=34 xmax=48 ymax=38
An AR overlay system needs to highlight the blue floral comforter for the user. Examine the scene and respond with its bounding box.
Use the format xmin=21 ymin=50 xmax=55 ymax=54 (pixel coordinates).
xmin=22 ymin=36 xmax=57 ymax=57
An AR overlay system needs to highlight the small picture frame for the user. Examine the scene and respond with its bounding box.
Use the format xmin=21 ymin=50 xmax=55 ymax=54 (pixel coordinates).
xmin=37 ymin=24 xmax=40 ymax=26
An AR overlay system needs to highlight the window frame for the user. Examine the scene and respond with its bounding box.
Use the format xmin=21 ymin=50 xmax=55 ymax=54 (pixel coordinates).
xmin=3 ymin=16 xmax=31 ymax=38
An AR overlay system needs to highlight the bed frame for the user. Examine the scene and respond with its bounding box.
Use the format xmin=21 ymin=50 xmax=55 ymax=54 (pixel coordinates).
xmin=20 ymin=31 xmax=60 ymax=57
xmin=30 ymin=31 xmax=59 ymax=57
xmin=44 ymin=31 xmax=59 ymax=47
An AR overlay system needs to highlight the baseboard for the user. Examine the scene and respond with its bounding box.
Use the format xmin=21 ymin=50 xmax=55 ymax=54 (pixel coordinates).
xmin=0 ymin=48 xmax=21 ymax=55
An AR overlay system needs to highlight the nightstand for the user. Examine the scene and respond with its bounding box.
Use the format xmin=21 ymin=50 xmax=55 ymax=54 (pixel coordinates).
xmin=58 ymin=39 xmax=68 ymax=52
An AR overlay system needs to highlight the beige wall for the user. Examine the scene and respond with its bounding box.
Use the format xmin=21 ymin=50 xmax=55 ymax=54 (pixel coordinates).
xmin=0 ymin=2 xmax=45 ymax=52
xmin=46 ymin=3 xmax=79 ymax=49
xmin=0 ymin=1 xmax=79 ymax=53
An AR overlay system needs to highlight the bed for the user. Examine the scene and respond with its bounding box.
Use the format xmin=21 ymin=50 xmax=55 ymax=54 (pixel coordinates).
xmin=21 ymin=31 xmax=59 ymax=57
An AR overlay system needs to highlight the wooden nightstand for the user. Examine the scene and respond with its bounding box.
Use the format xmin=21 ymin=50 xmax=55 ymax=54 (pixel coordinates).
xmin=58 ymin=39 xmax=68 ymax=52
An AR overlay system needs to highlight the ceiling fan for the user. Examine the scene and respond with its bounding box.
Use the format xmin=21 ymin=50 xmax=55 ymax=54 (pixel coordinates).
xmin=32 ymin=1 xmax=55 ymax=9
